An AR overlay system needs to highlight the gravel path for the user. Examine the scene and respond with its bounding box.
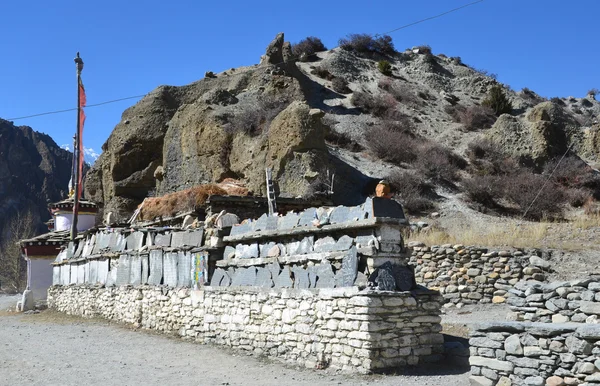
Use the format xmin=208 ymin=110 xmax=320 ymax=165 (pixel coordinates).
xmin=0 ymin=301 xmax=470 ymax=386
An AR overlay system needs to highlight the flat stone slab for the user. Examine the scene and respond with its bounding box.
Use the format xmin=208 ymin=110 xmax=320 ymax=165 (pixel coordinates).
xmin=298 ymin=208 xmax=317 ymax=227
xmin=278 ymin=212 xmax=299 ymax=230
xmin=177 ymin=251 xmax=192 ymax=287
xmin=274 ymin=266 xmax=293 ymax=288
xmin=210 ymin=268 xmax=226 ymax=287
xmin=126 ymin=232 xmax=145 ymax=250
xmin=141 ymin=254 xmax=149 ymax=285
xmin=259 ymin=242 xmax=277 ymax=258
xmin=163 ymin=252 xmax=178 ymax=287
xmin=231 ymin=267 xmax=257 ymax=286
xmin=292 ymin=266 xmax=310 ymax=289
xmin=148 ymin=250 xmax=163 ymax=286
xmin=154 ymin=233 xmax=172 ymax=247
xmin=223 ymin=246 xmax=236 ymax=259
xmin=171 ymin=232 xmax=186 ymax=248
xmin=315 ymin=262 xmax=335 ymax=288
xmin=115 ymin=254 xmax=131 ymax=286
xmin=130 ymin=254 xmax=142 ymax=285
xmin=236 ymin=243 xmax=259 ymax=259
xmin=255 ymin=267 xmax=273 ymax=288
xmin=339 ymin=246 xmax=358 ymax=287
xmin=229 ymin=222 xmax=251 ymax=237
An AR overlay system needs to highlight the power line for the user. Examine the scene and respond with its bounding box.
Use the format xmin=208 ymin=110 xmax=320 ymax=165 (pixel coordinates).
xmin=378 ymin=0 xmax=485 ymax=36
xmin=5 ymin=0 xmax=485 ymax=122
xmin=7 ymin=95 xmax=146 ymax=121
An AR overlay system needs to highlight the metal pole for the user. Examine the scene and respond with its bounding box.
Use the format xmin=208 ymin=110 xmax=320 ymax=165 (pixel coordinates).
xmin=71 ymin=52 xmax=83 ymax=241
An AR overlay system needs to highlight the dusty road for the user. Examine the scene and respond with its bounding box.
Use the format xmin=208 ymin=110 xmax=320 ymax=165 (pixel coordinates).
xmin=0 ymin=301 xmax=472 ymax=386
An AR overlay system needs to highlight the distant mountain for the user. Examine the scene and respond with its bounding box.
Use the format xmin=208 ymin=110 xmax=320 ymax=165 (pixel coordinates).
xmin=60 ymin=144 xmax=100 ymax=166
xmin=0 ymin=119 xmax=72 ymax=235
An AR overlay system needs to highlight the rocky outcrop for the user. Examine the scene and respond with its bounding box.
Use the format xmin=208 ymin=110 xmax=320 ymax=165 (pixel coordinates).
xmin=486 ymin=102 xmax=578 ymax=168
xmin=0 ymin=119 xmax=72 ymax=234
xmin=85 ymin=33 xmax=374 ymax=219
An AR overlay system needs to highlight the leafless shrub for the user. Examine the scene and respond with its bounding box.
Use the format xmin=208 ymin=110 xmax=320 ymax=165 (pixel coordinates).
xmin=503 ymin=172 xmax=565 ymax=220
xmin=351 ymin=89 xmax=397 ymax=117
xmin=292 ymin=36 xmax=327 ymax=61
xmin=365 ymin=124 xmax=420 ymax=164
xmin=378 ymin=79 xmax=420 ymax=107
xmin=462 ymin=175 xmax=501 ymax=207
xmin=544 ymin=156 xmax=600 ymax=198
xmin=339 ymin=34 xmax=396 ymax=56
xmin=387 ymin=170 xmax=435 ymax=214
xmin=324 ymin=128 xmax=363 ymax=152
xmin=311 ymin=66 xmax=334 ymax=80
xmin=450 ymin=105 xmax=497 ymax=131
xmin=331 ymin=77 xmax=351 ymax=94
xmin=550 ymin=97 xmax=565 ymax=106
xmin=466 ymin=138 xmax=519 ymax=176
xmin=415 ymin=143 xmax=466 ymax=182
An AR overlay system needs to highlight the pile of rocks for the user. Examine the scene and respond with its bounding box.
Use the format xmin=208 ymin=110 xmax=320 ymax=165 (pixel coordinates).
xmin=507 ymin=279 xmax=600 ymax=323
xmin=409 ymin=243 xmax=549 ymax=306
xmin=470 ymin=321 xmax=600 ymax=386
xmin=48 ymin=285 xmax=444 ymax=374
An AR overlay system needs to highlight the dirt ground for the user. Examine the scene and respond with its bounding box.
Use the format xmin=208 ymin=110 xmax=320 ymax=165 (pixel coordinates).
xmin=0 ymin=294 xmax=480 ymax=386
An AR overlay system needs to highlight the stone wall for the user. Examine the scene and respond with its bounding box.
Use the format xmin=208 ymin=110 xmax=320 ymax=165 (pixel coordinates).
xmin=506 ymin=279 xmax=600 ymax=323
xmin=469 ymin=321 xmax=600 ymax=386
xmin=48 ymin=284 xmax=444 ymax=373
xmin=409 ymin=244 xmax=551 ymax=306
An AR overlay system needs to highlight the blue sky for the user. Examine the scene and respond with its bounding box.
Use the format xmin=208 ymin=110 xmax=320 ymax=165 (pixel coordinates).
xmin=1 ymin=0 xmax=598 ymax=156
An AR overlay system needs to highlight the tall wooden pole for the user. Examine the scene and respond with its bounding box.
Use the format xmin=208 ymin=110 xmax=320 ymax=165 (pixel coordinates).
xmin=71 ymin=53 xmax=84 ymax=241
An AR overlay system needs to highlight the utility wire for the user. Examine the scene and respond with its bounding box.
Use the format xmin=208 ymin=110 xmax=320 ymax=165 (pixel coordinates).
xmin=5 ymin=0 xmax=485 ymax=122
xmin=378 ymin=0 xmax=485 ymax=36
xmin=7 ymin=95 xmax=146 ymax=121
xmin=521 ymin=142 xmax=574 ymax=220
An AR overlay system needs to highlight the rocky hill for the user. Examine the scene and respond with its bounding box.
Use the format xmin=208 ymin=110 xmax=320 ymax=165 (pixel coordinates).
xmin=0 ymin=119 xmax=72 ymax=235
xmin=86 ymin=33 xmax=600 ymax=225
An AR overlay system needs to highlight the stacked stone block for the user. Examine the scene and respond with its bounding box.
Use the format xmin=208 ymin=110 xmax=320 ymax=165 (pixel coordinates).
xmin=409 ymin=243 xmax=549 ymax=306
xmin=506 ymin=279 xmax=600 ymax=323
xmin=48 ymin=285 xmax=443 ymax=374
xmin=470 ymin=322 xmax=600 ymax=386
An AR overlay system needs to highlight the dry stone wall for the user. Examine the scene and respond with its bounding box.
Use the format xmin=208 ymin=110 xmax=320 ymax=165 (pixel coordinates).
xmin=409 ymin=243 xmax=551 ymax=306
xmin=48 ymin=285 xmax=444 ymax=373
xmin=469 ymin=321 xmax=600 ymax=386
xmin=506 ymin=279 xmax=600 ymax=324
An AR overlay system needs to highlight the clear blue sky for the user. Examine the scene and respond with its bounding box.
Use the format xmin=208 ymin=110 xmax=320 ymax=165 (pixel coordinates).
xmin=1 ymin=0 xmax=598 ymax=155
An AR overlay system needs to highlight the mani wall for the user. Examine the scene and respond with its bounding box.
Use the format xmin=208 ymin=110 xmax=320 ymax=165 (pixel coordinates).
xmin=469 ymin=322 xmax=600 ymax=386
xmin=49 ymin=198 xmax=445 ymax=373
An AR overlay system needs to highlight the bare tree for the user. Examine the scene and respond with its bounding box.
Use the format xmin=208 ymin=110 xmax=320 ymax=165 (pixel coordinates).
xmin=0 ymin=208 xmax=36 ymax=292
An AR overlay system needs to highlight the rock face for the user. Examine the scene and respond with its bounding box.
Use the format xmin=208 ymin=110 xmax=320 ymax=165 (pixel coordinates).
xmin=0 ymin=119 xmax=72 ymax=233
xmin=85 ymin=33 xmax=374 ymax=219
xmin=486 ymin=102 xmax=578 ymax=168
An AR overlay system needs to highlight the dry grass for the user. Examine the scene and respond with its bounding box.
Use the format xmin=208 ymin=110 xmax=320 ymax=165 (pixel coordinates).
xmin=407 ymin=222 xmax=550 ymax=249
xmin=572 ymin=213 xmax=600 ymax=230
xmin=140 ymin=184 xmax=228 ymax=221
